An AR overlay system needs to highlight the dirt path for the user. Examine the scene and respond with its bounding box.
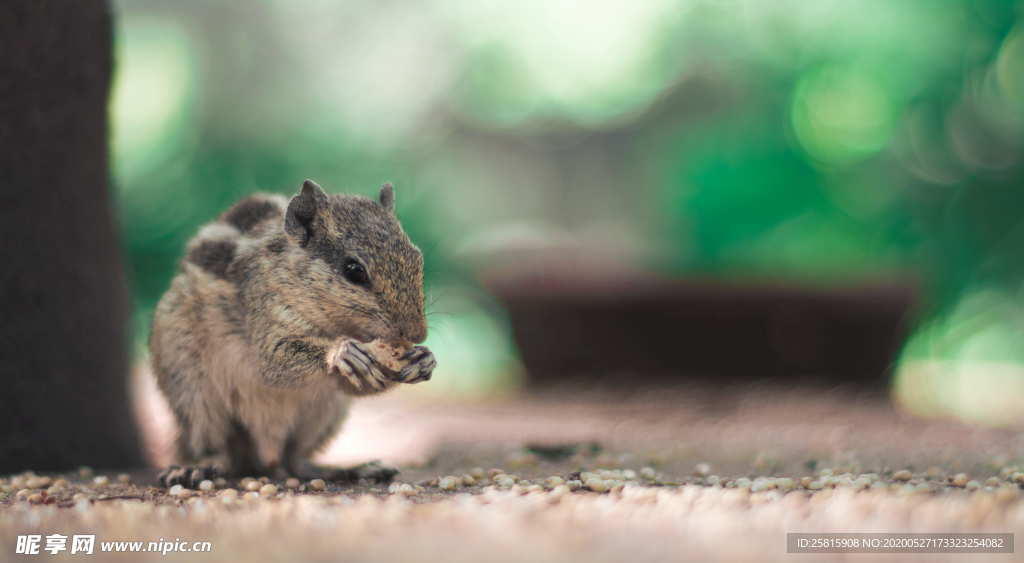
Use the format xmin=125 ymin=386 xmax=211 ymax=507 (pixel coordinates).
xmin=3 ymin=387 xmax=1024 ymax=562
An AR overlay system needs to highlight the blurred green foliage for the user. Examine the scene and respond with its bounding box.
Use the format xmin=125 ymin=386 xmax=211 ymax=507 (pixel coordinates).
xmin=111 ymin=0 xmax=1024 ymax=404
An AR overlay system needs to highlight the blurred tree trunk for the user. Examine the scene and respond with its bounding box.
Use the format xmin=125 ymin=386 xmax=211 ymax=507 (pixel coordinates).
xmin=0 ymin=0 xmax=144 ymax=472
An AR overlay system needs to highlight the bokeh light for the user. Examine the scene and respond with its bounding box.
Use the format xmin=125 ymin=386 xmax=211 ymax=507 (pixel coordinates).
xmin=791 ymin=65 xmax=894 ymax=166
xmin=446 ymin=0 xmax=679 ymax=126
xmin=110 ymin=17 xmax=196 ymax=184
xmin=895 ymin=288 xmax=1024 ymax=426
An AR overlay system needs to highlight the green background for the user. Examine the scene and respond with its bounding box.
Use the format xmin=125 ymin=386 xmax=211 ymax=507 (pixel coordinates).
xmin=111 ymin=0 xmax=1024 ymax=422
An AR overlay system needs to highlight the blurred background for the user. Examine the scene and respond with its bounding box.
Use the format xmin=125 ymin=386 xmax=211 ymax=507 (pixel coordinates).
xmin=111 ymin=0 xmax=1024 ymax=430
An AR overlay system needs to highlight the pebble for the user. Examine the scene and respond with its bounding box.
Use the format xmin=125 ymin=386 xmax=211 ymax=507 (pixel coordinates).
xmin=585 ymin=479 xmax=609 ymax=493
xmin=640 ymin=467 xmax=657 ymax=480
xmin=117 ymin=473 xmax=131 ymax=483
xmin=694 ymin=463 xmax=711 ymax=476
xmin=245 ymin=481 xmax=262 ymax=492
xmin=198 ymin=480 xmax=215 ymax=492
xmin=545 ymin=476 xmax=565 ymax=488
xmin=169 ymin=484 xmax=188 ymax=497
xmin=750 ymin=478 xmax=773 ymax=492
xmin=219 ymin=489 xmax=239 ymax=503
xmin=285 ymin=478 xmax=301 ymax=489
xmin=259 ymin=484 xmax=278 ymax=496
xmin=438 ymin=476 xmax=458 ymax=491
xmin=309 ymin=479 xmax=326 ymax=491
xmin=25 ymin=476 xmax=51 ymax=489
xmin=392 ymin=483 xmax=416 ymax=496
xmin=93 ymin=475 xmax=110 ymax=486
xmin=952 ymin=473 xmax=969 ymax=487
xmin=892 ymin=470 xmax=913 ymax=482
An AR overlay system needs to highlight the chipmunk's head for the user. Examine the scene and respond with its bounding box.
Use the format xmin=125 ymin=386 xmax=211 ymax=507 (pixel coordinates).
xmin=284 ymin=179 xmax=426 ymax=344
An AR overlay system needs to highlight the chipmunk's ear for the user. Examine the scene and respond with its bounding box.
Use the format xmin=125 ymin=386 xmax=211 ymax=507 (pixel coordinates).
xmin=378 ymin=182 xmax=395 ymax=213
xmin=285 ymin=179 xmax=328 ymax=245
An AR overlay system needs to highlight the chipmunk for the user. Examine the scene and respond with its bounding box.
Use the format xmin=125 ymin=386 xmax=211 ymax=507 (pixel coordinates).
xmin=150 ymin=179 xmax=436 ymax=487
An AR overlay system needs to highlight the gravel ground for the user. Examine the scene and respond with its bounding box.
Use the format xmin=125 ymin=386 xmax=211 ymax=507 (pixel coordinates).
xmin=3 ymin=386 xmax=1024 ymax=562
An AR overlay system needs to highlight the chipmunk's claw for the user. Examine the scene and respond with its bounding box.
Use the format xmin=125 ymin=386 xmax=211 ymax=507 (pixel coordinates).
xmin=329 ymin=340 xmax=391 ymax=392
xmin=296 ymin=460 xmax=399 ymax=484
xmin=394 ymin=346 xmax=435 ymax=384
xmin=158 ymin=464 xmax=221 ymax=489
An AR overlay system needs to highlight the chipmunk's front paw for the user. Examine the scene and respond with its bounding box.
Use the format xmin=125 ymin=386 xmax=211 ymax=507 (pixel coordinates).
xmin=392 ymin=346 xmax=436 ymax=384
xmin=328 ymin=339 xmax=393 ymax=393
xmin=325 ymin=460 xmax=399 ymax=484
xmin=328 ymin=339 xmax=435 ymax=392
xmin=158 ymin=463 xmax=222 ymax=489
xmin=292 ymin=460 xmax=399 ymax=484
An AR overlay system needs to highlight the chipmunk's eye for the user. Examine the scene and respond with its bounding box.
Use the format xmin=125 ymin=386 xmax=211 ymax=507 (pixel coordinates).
xmin=342 ymin=258 xmax=370 ymax=286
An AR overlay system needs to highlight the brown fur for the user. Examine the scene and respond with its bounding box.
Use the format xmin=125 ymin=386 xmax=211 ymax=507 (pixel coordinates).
xmin=150 ymin=181 xmax=434 ymax=485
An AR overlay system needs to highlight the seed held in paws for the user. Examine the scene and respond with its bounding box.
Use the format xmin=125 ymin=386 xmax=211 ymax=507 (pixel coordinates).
xmin=329 ymin=338 xmax=405 ymax=386
xmin=360 ymin=339 xmax=409 ymax=373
